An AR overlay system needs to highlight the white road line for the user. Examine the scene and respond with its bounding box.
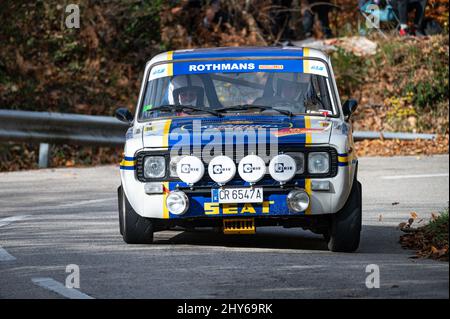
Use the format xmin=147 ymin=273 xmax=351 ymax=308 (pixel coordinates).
xmin=1 ymin=197 xmax=116 ymax=213
xmin=32 ymin=277 xmax=94 ymax=299
xmin=261 ymin=287 xmax=308 ymax=292
xmin=0 ymin=246 xmax=16 ymax=261
xmin=381 ymin=173 xmax=449 ymax=180
xmin=0 ymin=215 xmax=30 ymax=228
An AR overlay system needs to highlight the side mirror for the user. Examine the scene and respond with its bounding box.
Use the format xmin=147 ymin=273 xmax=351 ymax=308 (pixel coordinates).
xmin=342 ymin=99 xmax=358 ymax=119
xmin=115 ymin=107 xmax=133 ymax=124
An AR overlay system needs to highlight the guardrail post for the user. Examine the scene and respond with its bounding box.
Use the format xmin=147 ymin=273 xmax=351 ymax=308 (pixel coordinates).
xmin=38 ymin=143 xmax=50 ymax=168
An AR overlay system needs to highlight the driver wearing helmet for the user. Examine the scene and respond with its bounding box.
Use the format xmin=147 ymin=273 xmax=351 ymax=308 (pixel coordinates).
xmin=168 ymin=75 xmax=206 ymax=107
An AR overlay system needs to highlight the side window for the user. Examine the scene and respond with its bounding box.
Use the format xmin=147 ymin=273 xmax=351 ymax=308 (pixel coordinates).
xmin=309 ymin=75 xmax=332 ymax=112
xmin=143 ymin=77 xmax=170 ymax=109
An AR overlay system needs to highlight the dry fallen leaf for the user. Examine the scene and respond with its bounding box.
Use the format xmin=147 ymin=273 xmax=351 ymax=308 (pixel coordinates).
xmin=410 ymin=212 xmax=418 ymax=219
xmin=437 ymin=247 xmax=448 ymax=257
xmin=65 ymin=160 xmax=75 ymax=167
xmin=398 ymin=222 xmax=407 ymax=230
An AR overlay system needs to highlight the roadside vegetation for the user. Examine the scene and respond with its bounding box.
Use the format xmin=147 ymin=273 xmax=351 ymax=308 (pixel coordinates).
xmin=335 ymin=35 xmax=449 ymax=156
xmin=0 ymin=1 xmax=448 ymax=171
xmin=399 ymin=207 xmax=449 ymax=261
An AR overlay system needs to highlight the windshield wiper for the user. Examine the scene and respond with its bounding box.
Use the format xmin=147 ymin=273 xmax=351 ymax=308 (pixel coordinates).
xmin=216 ymin=104 xmax=293 ymax=117
xmin=147 ymin=104 xmax=222 ymax=117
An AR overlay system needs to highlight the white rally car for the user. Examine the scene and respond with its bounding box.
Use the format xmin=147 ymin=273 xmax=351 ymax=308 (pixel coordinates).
xmin=115 ymin=47 xmax=361 ymax=252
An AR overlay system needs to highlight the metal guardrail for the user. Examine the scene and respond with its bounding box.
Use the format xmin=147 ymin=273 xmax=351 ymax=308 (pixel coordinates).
xmin=353 ymin=131 xmax=436 ymax=141
xmin=0 ymin=109 xmax=127 ymax=146
xmin=0 ymin=109 xmax=437 ymax=168
xmin=0 ymin=109 xmax=128 ymax=168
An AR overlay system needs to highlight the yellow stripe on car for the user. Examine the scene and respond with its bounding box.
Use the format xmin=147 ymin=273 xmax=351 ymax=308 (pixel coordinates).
xmin=120 ymin=160 xmax=135 ymax=167
xmin=167 ymin=51 xmax=173 ymax=76
xmin=305 ymin=179 xmax=312 ymax=215
xmin=303 ymin=47 xmax=310 ymax=73
xmin=162 ymin=182 xmax=169 ymax=219
xmin=305 ymin=116 xmax=312 ymax=145
xmin=162 ymin=119 xmax=172 ymax=148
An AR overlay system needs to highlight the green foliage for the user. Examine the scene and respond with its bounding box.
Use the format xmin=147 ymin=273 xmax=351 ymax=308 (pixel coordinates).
xmin=424 ymin=207 xmax=449 ymax=247
xmin=114 ymin=0 xmax=164 ymax=57
xmin=331 ymin=48 xmax=368 ymax=100
xmin=378 ymin=39 xmax=449 ymax=109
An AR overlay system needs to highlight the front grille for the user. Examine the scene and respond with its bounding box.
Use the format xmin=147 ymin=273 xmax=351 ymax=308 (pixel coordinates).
xmin=135 ymin=146 xmax=338 ymax=182
xmin=223 ymin=218 xmax=255 ymax=235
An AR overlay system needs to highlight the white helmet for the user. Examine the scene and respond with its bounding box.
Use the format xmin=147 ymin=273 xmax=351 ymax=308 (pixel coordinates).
xmin=168 ymin=75 xmax=206 ymax=107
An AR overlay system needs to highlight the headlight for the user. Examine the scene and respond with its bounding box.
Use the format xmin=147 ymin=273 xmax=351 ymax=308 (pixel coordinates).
xmin=176 ymin=155 xmax=205 ymax=184
xmin=286 ymin=152 xmax=305 ymax=174
xmin=169 ymin=156 xmax=185 ymax=177
xmin=268 ymin=154 xmax=297 ymax=182
xmin=237 ymin=155 xmax=266 ymax=183
xmin=144 ymin=156 xmax=166 ymax=178
xmin=308 ymin=152 xmax=329 ymax=174
xmin=208 ymin=155 xmax=236 ymax=184
xmin=166 ymin=191 xmax=189 ymax=215
xmin=287 ymin=190 xmax=310 ymax=212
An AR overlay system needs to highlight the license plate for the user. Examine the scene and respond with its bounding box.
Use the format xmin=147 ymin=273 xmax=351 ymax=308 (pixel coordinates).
xmin=211 ymin=187 xmax=263 ymax=203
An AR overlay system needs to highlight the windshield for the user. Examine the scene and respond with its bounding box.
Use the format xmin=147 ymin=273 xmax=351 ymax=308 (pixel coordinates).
xmin=140 ymin=63 xmax=335 ymax=120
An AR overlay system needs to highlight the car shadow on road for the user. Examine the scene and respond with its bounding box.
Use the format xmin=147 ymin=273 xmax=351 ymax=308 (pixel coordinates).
xmin=151 ymin=224 xmax=405 ymax=254
xmin=153 ymin=227 xmax=329 ymax=251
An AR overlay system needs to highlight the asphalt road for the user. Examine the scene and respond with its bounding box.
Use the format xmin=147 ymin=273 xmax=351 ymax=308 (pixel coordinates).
xmin=0 ymin=155 xmax=448 ymax=299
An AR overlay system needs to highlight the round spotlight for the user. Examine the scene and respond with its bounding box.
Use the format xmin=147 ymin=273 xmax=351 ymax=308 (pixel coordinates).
xmin=176 ymin=156 xmax=204 ymax=184
xmin=208 ymin=155 xmax=236 ymax=184
xmin=268 ymin=154 xmax=297 ymax=182
xmin=166 ymin=191 xmax=189 ymax=215
xmin=237 ymin=155 xmax=266 ymax=183
xmin=287 ymin=190 xmax=310 ymax=212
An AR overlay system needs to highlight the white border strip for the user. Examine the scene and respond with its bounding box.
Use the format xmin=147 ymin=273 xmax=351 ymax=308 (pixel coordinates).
xmin=32 ymin=277 xmax=94 ymax=299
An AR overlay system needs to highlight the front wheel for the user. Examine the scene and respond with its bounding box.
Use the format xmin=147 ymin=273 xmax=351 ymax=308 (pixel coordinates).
xmin=118 ymin=186 xmax=154 ymax=244
xmin=326 ymin=179 xmax=362 ymax=252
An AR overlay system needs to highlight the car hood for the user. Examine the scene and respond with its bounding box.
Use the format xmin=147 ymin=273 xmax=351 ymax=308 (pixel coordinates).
xmin=141 ymin=115 xmax=333 ymax=149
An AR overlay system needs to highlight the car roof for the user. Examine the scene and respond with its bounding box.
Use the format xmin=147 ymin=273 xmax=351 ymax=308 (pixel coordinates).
xmin=146 ymin=46 xmax=329 ymax=66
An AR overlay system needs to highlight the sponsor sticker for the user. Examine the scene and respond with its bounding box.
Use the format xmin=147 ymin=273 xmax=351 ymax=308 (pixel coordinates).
xmin=258 ymin=65 xmax=284 ymax=70
xmin=273 ymin=127 xmax=325 ymax=137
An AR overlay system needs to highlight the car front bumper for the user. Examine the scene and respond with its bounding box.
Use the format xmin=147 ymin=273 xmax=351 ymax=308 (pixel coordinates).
xmin=121 ymin=166 xmax=353 ymax=220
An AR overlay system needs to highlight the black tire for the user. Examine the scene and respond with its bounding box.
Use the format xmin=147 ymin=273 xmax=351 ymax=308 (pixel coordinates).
xmin=117 ymin=185 xmax=154 ymax=244
xmin=118 ymin=186 xmax=124 ymax=235
xmin=326 ymin=179 xmax=362 ymax=252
